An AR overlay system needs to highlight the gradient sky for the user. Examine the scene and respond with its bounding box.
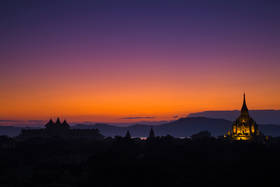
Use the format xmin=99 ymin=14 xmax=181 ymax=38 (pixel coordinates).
xmin=1 ymin=0 xmax=280 ymax=124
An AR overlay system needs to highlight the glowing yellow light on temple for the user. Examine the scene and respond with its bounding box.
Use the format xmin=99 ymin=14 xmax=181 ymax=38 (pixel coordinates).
xmin=225 ymin=94 xmax=263 ymax=141
xmin=251 ymin=125 xmax=255 ymax=133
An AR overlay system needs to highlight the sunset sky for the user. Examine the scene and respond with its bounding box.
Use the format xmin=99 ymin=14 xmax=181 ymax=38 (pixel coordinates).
xmin=1 ymin=0 xmax=280 ymax=124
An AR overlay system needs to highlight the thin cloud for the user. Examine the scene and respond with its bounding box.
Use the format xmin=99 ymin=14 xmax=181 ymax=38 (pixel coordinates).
xmin=120 ymin=116 xmax=155 ymax=120
xmin=28 ymin=120 xmax=44 ymax=123
xmin=0 ymin=120 xmax=25 ymax=123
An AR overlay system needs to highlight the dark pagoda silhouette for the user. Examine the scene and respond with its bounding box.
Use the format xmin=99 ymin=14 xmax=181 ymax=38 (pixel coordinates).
xmin=45 ymin=118 xmax=70 ymax=131
xmin=124 ymin=130 xmax=131 ymax=139
xmin=19 ymin=118 xmax=104 ymax=140
xmin=148 ymin=128 xmax=155 ymax=139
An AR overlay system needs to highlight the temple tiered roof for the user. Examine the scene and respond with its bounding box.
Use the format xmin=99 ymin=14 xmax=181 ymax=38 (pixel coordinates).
xmin=45 ymin=118 xmax=70 ymax=129
xmin=225 ymin=94 xmax=263 ymax=141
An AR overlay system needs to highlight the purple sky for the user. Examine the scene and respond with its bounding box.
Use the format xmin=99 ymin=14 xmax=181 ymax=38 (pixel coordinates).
xmin=1 ymin=0 xmax=280 ymax=124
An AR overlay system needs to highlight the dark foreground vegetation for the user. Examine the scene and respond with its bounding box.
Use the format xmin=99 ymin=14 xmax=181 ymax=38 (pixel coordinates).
xmin=0 ymin=135 xmax=280 ymax=187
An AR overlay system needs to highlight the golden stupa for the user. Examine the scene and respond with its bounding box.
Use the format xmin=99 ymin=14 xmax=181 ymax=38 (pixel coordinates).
xmin=226 ymin=94 xmax=261 ymax=140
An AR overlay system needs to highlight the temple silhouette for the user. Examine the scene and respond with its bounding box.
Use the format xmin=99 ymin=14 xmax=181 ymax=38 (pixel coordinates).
xmin=225 ymin=94 xmax=264 ymax=141
xmin=19 ymin=118 xmax=104 ymax=140
xmin=17 ymin=94 xmax=267 ymax=142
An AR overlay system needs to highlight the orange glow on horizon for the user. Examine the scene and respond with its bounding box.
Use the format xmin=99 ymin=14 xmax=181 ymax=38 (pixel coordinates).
xmin=1 ymin=57 xmax=280 ymax=123
xmin=1 ymin=76 xmax=279 ymax=123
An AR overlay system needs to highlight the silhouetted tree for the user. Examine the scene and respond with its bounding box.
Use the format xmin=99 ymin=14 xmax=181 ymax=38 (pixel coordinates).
xmin=191 ymin=130 xmax=211 ymax=140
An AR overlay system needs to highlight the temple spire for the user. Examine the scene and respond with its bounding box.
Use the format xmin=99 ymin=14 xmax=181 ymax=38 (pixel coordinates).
xmin=56 ymin=117 xmax=61 ymax=125
xmin=62 ymin=120 xmax=70 ymax=129
xmin=45 ymin=119 xmax=54 ymax=128
xmin=149 ymin=128 xmax=155 ymax=139
xmin=241 ymin=93 xmax=248 ymax=114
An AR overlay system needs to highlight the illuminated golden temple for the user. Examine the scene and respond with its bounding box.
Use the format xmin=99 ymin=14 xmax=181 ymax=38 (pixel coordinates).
xmin=225 ymin=94 xmax=262 ymax=141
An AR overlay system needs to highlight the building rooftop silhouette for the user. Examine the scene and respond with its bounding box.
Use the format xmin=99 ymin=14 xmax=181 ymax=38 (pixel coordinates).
xmin=19 ymin=118 xmax=104 ymax=140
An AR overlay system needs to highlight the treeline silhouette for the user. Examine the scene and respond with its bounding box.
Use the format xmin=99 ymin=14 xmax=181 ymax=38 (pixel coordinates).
xmin=0 ymin=130 xmax=280 ymax=187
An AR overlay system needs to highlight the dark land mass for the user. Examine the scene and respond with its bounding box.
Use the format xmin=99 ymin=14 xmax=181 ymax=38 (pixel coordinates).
xmin=188 ymin=110 xmax=280 ymax=124
xmin=2 ymin=117 xmax=280 ymax=137
xmin=0 ymin=134 xmax=280 ymax=187
xmin=74 ymin=117 xmax=232 ymax=137
xmin=75 ymin=117 xmax=280 ymax=137
xmin=0 ymin=126 xmax=39 ymax=137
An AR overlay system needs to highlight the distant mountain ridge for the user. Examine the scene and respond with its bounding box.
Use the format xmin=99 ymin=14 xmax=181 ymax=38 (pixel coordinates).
xmin=74 ymin=117 xmax=280 ymax=137
xmin=188 ymin=110 xmax=280 ymax=124
xmin=1 ymin=117 xmax=280 ymax=137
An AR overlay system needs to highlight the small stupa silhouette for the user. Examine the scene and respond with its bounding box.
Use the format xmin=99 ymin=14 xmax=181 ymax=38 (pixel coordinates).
xmin=149 ymin=128 xmax=155 ymax=138
xmin=125 ymin=130 xmax=131 ymax=139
